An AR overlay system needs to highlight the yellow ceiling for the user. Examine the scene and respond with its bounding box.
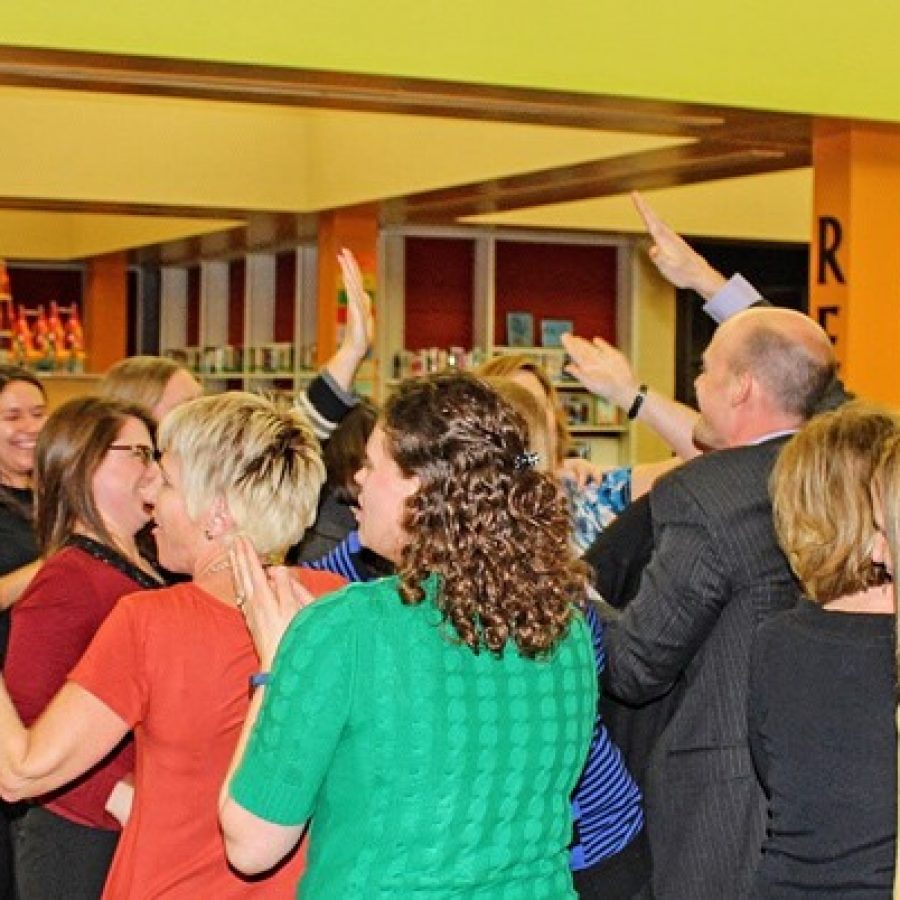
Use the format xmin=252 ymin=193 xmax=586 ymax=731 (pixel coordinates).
xmin=0 ymin=84 xmax=698 ymax=210
xmin=0 ymin=210 xmax=242 ymax=261
xmin=463 ymin=169 xmax=815 ymax=243
xmin=0 ymin=1 xmax=895 ymax=262
xmin=0 ymin=85 xmax=700 ymax=259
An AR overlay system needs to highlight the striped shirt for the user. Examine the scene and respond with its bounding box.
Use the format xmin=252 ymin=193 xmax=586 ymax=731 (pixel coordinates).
xmin=295 ymin=371 xmax=358 ymax=443
xmin=303 ymin=530 xmax=366 ymax=583
xmin=570 ymin=603 xmax=644 ymax=869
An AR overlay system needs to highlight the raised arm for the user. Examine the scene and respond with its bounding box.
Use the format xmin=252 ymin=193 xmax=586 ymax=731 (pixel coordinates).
xmin=633 ymin=191 xmax=766 ymax=326
xmin=324 ymin=248 xmax=375 ymax=394
xmin=296 ymin=249 xmax=374 ymax=443
xmin=632 ymin=192 xmax=728 ymax=300
xmin=561 ymin=334 xmax=700 ymax=461
xmin=558 ymin=195 xmax=765 ymax=461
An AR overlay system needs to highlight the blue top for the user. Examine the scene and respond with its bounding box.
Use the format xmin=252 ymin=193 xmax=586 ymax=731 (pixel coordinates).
xmin=303 ymin=529 xmax=366 ymax=582
xmin=571 ymin=603 xmax=643 ymax=869
xmin=565 ymin=466 xmax=632 ymax=554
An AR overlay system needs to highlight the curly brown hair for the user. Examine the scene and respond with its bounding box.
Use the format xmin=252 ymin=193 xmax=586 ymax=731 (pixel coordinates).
xmin=383 ymin=373 xmax=586 ymax=658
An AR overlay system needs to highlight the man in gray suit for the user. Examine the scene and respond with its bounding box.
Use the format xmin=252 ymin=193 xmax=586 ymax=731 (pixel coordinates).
xmin=567 ymin=303 xmax=837 ymax=898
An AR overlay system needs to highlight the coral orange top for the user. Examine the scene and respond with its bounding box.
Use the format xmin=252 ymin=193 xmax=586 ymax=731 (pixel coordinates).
xmin=71 ymin=571 xmax=344 ymax=899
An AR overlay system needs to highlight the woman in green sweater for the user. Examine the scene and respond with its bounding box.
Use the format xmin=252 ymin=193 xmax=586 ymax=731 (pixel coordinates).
xmin=220 ymin=372 xmax=597 ymax=898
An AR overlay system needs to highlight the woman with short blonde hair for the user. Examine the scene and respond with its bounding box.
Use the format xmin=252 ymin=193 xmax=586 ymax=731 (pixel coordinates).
xmin=0 ymin=392 xmax=342 ymax=897
xmin=159 ymin=392 xmax=323 ymax=555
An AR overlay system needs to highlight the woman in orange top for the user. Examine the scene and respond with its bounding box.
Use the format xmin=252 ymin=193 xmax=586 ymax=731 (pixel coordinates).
xmin=0 ymin=392 xmax=341 ymax=898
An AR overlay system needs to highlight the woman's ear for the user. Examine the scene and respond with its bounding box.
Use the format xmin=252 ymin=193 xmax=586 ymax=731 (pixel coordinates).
xmin=204 ymin=496 xmax=235 ymax=540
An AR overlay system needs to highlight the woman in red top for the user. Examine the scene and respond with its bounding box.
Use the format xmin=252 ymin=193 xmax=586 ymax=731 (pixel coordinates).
xmin=0 ymin=392 xmax=340 ymax=898
xmin=4 ymin=396 xmax=163 ymax=899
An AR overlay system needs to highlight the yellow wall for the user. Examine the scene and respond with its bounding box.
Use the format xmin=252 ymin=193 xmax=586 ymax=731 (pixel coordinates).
xmin=5 ymin=1 xmax=900 ymax=122
xmin=629 ymin=251 xmax=677 ymax=464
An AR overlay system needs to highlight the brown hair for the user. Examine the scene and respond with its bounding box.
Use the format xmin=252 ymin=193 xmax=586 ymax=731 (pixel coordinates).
xmin=100 ymin=356 xmax=190 ymax=416
xmin=323 ymin=399 xmax=378 ymax=504
xmin=0 ymin=366 xmax=46 ymax=517
xmin=770 ymin=402 xmax=897 ymax=604
xmin=383 ymin=373 xmax=586 ymax=657
xmin=0 ymin=365 xmax=45 ymax=401
xmin=35 ymin=396 xmax=156 ymax=557
xmin=477 ymin=353 xmax=570 ymax=465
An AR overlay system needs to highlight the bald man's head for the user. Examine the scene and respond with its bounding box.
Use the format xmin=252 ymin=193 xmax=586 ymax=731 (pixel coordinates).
xmin=721 ymin=307 xmax=836 ymax=419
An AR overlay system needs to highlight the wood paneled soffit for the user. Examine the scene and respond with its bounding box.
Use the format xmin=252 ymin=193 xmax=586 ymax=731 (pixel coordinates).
xmin=392 ymin=140 xmax=811 ymax=223
xmin=0 ymin=45 xmax=813 ymax=257
xmin=0 ymin=45 xmax=808 ymax=142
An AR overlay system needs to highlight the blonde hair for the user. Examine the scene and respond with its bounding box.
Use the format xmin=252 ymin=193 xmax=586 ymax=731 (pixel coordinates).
xmin=477 ymin=354 xmax=570 ymax=465
xmin=100 ymin=356 xmax=189 ymax=414
xmin=158 ymin=392 xmax=325 ymax=555
xmin=875 ymin=433 xmax=900 ymax=583
xmin=482 ymin=376 xmax=553 ymax=474
xmin=771 ymin=402 xmax=898 ymax=604
xmin=872 ymin=432 xmax=900 ymax=682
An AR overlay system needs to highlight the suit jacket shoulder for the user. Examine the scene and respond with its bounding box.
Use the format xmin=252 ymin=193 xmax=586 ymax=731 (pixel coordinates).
xmin=606 ymin=437 xmax=795 ymax=706
xmin=653 ymin=439 xmax=783 ymax=519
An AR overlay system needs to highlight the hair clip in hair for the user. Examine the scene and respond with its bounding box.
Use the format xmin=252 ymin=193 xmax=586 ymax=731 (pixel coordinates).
xmin=513 ymin=450 xmax=540 ymax=471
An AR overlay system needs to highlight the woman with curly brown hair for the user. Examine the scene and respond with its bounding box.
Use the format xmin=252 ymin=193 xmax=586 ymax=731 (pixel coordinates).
xmin=220 ymin=372 xmax=598 ymax=898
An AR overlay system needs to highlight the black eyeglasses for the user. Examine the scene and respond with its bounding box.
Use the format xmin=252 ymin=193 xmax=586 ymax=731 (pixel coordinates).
xmin=108 ymin=444 xmax=158 ymax=466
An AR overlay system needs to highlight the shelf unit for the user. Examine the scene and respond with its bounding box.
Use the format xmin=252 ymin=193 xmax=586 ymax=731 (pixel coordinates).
xmin=489 ymin=345 xmax=625 ymax=460
xmin=379 ymin=227 xmax=635 ymax=466
xmin=153 ymin=227 xmax=662 ymax=469
xmin=159 ymin=247 xmax=319 ymax=397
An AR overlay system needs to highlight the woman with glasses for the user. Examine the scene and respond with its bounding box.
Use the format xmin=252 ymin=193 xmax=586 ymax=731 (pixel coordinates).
xmin=3 ymin=396 xmax=165 ymax=899
xmin=0 ymin=392 xmax=340 ymax=898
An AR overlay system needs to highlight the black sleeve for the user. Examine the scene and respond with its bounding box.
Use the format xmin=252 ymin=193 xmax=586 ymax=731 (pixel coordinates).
xmin=583 ymin=493 xmax=654 ymax=610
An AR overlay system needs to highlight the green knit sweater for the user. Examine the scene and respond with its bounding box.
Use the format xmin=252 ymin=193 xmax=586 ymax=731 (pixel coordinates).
xmin=230 ymin=576 xmax=596 ymax=898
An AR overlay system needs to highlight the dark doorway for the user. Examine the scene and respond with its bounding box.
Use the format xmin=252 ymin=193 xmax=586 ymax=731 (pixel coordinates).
xmin=674 ymin=241 xmax=809 ymax=406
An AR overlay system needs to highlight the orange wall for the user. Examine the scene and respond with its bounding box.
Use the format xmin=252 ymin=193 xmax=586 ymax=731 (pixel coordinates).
xmin=83 ymin=252 xmax=127 ymax=374
xmin=811 ymin=122 xmax=900 ymax=408
xmin=316 ymin=206 xmax=377 ymax=366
